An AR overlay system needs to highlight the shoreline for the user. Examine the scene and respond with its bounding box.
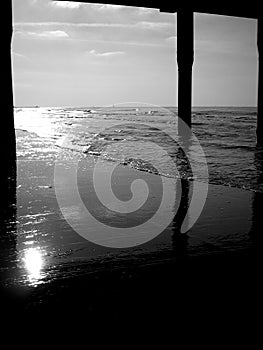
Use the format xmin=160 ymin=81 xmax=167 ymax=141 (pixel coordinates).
xmin=0 ymin=158 xmax=262 ymax=321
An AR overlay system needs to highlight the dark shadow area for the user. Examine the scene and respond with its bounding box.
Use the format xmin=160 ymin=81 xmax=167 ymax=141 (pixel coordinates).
xmin=2 ymin=1 xmax=16 ymax=179
xmin=0 ymin=162 xmax=18 ymax=319
xmin=171 ymin=178 xmax=190 ymax=258
xmin=1 ymin=1 xmax=16 ymax=223
xmin=249 ymin=146 xmax=263 ymax=247
xmin=1 ymin=2 xmax=18 ymax=322
xmin=257 ymin=17 xmax=263 ymax=145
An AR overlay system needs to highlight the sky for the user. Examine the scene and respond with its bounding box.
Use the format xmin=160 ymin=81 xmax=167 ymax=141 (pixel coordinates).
xmin=12 ymin=0 xmax=258 ymax=107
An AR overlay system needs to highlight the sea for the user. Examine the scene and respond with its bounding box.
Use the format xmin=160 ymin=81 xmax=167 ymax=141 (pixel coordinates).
xmin=1 ymin=104 xmax=260 ymax=290
xmin=14 ymin=105 xmax=263 ymax=193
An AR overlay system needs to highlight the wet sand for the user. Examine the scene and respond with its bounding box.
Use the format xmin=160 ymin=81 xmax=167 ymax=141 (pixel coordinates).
xmin=0 ymin=158 xmax=262 ymax=327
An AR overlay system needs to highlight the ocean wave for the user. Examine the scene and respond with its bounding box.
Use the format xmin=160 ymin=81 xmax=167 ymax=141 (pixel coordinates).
xmin=219 ymin=144 xmax=255 ymax=151
xmin=15 ymin=128 xmax=39 ymax=137
xmin=15 ymin=106 xmax=263 ymax=193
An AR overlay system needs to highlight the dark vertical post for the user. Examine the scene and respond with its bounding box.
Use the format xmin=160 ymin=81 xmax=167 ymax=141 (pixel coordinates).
xmin=257 ymin=16 xmax=263 ymax=145
xmin=177 ymin=9 xmax=194 ymax=136
xmin=0 ymin=2 xmax=17 ymax=311
xmin=0 ymin=1 xmax=16 ymax=220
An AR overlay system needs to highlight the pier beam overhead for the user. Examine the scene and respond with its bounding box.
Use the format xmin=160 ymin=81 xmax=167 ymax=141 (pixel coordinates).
xmin=257 ymin=17 xmax=263 ymax=146
xmin=177 ymin=9 xmax=194 ymax=136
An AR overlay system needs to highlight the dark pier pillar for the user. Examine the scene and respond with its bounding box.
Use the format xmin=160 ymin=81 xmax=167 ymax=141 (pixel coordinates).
xmin=257 ymin=16 xmax=263 ymax=145
xmin=0 ymin=1 xmax=16 ymax=219
xmin=177 ymin=9 xmax=194 ymax=136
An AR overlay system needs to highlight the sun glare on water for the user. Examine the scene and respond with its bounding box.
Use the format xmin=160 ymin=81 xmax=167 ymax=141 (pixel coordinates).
xmin=23 ymin=247 xmax=44 ymax=284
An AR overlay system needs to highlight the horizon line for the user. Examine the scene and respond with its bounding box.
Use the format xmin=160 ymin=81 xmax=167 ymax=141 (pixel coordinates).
xmin=14 ymin=105 xmax=258 ymax=108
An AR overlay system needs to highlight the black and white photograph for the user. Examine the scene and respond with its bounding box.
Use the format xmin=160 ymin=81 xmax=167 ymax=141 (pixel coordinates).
xmin=1 ymin=0 xmax=262 ymax=336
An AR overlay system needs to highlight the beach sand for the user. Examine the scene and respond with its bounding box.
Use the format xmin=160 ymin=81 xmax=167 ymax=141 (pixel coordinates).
xmin=0 ymin=158 xmax=262 ymax=327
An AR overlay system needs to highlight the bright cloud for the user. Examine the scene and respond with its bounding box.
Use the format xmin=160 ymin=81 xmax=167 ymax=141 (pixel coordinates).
xmin=12 ymin=52 xmax=28 ymax=60
xmin=92 ymin=4 xmax=127 ymax=11
xmin=51 ymin=1 xmax=81 ymax=9
xmin=14 ymin=21 xmax=173 ymax=31
xmin=166 ymin=36 xmax=177 ymax=42
xmin=89 ymin=49 xmax=126 ymax=57
xmin=20 ymin=30 xmax=69 ymax=38
xmin=137 ymin=21 xmax=172 ymax=30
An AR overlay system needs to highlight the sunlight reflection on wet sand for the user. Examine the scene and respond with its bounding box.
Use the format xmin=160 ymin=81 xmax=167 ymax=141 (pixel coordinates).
xmin=22 ymin=247 xmax=45 ymax=285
